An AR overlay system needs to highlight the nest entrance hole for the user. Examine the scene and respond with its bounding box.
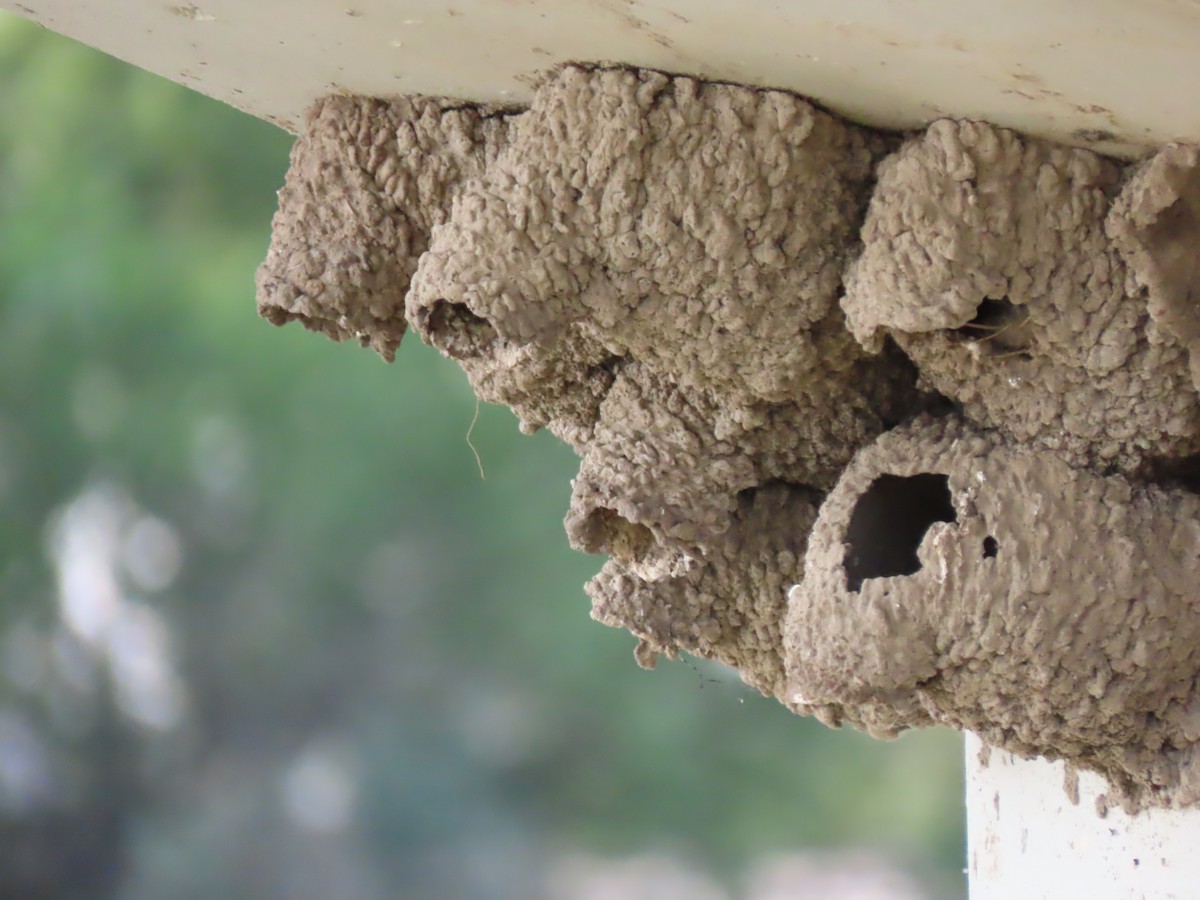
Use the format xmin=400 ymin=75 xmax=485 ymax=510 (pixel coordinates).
xmin=952 ymin=297 xmax=1032 ymax=357
xmin=421 ymin=300 xmax=497 ymax=360
xmin=843 ymin=473 xmax=957 ymax=593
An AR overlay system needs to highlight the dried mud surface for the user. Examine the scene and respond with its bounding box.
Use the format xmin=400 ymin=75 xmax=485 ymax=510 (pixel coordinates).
xmin=257 ymin=65 xmax=1200 ymax=811
xmin=786 ymin=415 xmax=1200 ymax=811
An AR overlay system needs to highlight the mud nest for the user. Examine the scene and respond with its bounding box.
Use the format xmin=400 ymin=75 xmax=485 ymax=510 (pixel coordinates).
xmin=258 ymin=64 xmax=1200 ymax=811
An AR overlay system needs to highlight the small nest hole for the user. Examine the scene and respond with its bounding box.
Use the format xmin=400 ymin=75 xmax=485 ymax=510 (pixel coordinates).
xmin=579 ymin=507 xmax=655 ymax=562
xmin=952 ymin=297 xmax=1032 ymax=356
xmin=843 ymin=473 xmax=957 ymax=593
xmin=422 ymin=300 xmax=497 ymax=360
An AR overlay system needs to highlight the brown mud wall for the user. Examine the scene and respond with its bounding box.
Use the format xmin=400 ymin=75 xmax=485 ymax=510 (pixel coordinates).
xmin=257 ymin=65 xmax=1200 ymax=811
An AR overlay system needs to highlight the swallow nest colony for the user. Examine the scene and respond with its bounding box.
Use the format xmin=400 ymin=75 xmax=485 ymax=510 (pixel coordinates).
xmin=257 ymin=64 xmax=1200 ymax=812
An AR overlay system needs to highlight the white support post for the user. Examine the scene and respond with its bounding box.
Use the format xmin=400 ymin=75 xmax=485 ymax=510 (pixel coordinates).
xmin=965 ymin=732 xmax=1200 ymax=899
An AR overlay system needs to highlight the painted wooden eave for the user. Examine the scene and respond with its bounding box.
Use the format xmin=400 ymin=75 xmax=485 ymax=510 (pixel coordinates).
xmin=5 ymin=0 xmax=1200 ymax=157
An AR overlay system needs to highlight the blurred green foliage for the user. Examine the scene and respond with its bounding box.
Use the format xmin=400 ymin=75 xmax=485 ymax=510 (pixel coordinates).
xmin=0 ymin=12 xmax=964 ymax=899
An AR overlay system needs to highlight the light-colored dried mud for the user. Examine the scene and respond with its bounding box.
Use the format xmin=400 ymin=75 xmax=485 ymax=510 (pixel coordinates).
xmin=258 ymin=66 xmax=1200 ymax=809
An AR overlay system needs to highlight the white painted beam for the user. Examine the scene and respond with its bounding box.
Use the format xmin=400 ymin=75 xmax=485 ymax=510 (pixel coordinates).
xmin=966 ymin=733 xmax=1200 ymax=900
xmin=6 ymin=0 xmax=1200 ymax=156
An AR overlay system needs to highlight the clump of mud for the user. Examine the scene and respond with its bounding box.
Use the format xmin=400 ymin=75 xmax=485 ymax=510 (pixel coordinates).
xmin=787 ymin=415 xmax=1200 ymax=810
xmin=257 ymin=95 xmax=512 ymax=360
xmin=844 ymin=120 xmax=1200 ymax=471
xmin=258 ymin=64 xmax=1200 ymax=811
